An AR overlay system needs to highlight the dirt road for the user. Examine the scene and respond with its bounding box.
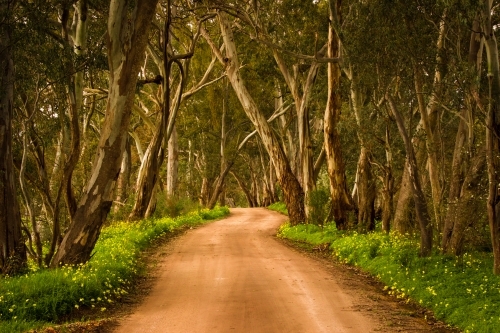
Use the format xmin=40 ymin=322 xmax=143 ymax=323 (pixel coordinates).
xmin=111 ymin=208 xmax=449 ymax=333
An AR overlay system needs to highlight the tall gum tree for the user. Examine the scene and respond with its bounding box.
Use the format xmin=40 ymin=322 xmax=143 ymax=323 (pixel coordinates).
xmin=482 ymin=0 xmax=500 ymax=274
xmin=206 ymin=12 xmax=306 ymax=224
xmin=0 ymin=0 xmax=27 ymax=274
xmin=51 ymin=0 xmax=159 ymax=267
xmin=324 ymin=0 xmax=352 ymax=230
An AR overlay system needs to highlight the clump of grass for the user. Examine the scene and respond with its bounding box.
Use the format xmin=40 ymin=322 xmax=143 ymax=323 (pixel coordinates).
xmin=0 ymin=206 xmax=229 ymax=333
xmin=278 ymin=221 xmax=500 ymax=333
xmin=268 ymin=202 xmax=288 ymax=215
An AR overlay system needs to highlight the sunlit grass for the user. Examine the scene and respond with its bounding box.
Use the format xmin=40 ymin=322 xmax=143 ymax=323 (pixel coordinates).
xmin=268 ymin=202 xmax=288 ymax=215
xmin=278 ymin=221 xmax=500 ymax=333
xmin=0 ymin=206 xmax=230 ymax=333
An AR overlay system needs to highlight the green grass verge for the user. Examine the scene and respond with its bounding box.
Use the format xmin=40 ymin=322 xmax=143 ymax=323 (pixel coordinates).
xmin=268 ymin=202 xmax=288 ymax=215
xmin=278 ymin=221 xmax=500 ymax=333
xmin=0 ymin=206 xmax=230 ymax=333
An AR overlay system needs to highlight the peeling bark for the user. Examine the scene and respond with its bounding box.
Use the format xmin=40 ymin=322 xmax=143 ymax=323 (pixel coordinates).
xmin=51 ymin=0 xmax=159 ymax=267
xmin=324 ymin=0 xmax=352 ymax=230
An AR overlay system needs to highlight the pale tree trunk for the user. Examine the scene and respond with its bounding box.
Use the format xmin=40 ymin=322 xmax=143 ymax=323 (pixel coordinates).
xmin=412 ymin=11 xmax=447 ymax=233
xmin=349 ymin=74 xmax=375 ymax=232
xmin=324 ymin=0 xmax=352 ymax=230
xmin=0 ymin=1 xmax=27 ymax=273
xmin=51 ymin=0 xmax=159 ymax=267
xmin=414 ymin=65 xmax=442 ymax=233
xmin=380 ymin=126 xmax=394 ymax=233
xmin=482 ymin=0 xmax=500 ymax=274
xmin=59 ymin=0 xmax=88 ymax=218
xmin=114 ymin=135 xmax=131 ymax=212
xmin=393 ymin=165 xmax=415 ymax=234
xmin=199 ymin=177 xmax=211 ymax=206
xmin=18 ymin=92 xmax=52 ymax=266
xmin=129 ymin=5 xmax=177 ymax=220
xmin=19 ymin=124 xmax=43 ymax=267
xmin=130 ymin=9 xmax=215 ymax=219
xmin=209 ymin=13 xmax=305 ymax=224
xmin=275 ymin=83 xmax=299 ymax=176
xmin=166 ymin=125 xmax=179 ymax=197
xmin=386 ymin=94 xmax=433 ymax=256
xmin=273 ymin=51 xmax=319 ymax=220
xmin=258 ymin=143 xmax=273 ymax=207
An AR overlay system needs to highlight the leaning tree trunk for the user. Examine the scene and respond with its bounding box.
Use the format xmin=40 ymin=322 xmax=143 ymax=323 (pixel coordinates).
xmin=324 ymin=0 xmax=352 ymax=230
xmin=51 ymin=0 xmax=159 ymax=267
xmin=386 ymin=94 xmax=433 ymax=256
xmin=231 ymin=171 xmax=256 ymax=207
xmin=483 ymin=0 xmax=500 ymax=274
xmin=212 ymin=13 xmax=305 ymax=224
xmin=0 ymin=1 xmax=27 ymax=274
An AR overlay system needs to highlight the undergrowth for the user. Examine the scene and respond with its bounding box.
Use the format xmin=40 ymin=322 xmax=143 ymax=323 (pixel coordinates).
xmin=0 ymin=206 xmax=229 ymax=333
xmin=277 ymin=220 xmax=500 ymax=333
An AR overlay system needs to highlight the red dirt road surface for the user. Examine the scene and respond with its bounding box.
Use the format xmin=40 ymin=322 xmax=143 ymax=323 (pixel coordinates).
xmin=112 ymin=208 xmax=449 ymax=333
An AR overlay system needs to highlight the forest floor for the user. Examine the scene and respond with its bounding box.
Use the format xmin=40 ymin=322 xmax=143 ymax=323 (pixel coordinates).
xmin=46 ymin=208 xmax=460 ymax=333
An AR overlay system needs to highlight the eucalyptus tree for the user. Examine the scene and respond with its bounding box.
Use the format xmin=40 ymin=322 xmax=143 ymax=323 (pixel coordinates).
xmin=323 ymin=0 xmax=353 ymax=230
xmin=441 ymin=8 xmax=488 ymax=256
xmin=0 ymin=0 xmax=27 ymax=274
xmin=479 ymin=0 xmax=500 ymax=274
xmin=51 ymin=0 xmax=159 ymax=266
xmin=129 ymin=1 xmax=222 ymax=219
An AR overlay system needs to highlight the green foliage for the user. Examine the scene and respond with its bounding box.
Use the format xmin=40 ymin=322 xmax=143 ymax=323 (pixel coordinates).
xmin=278 ymin=224 xmax=500 ymax=333
xmin=0 ymin=206 xmax=230 ymax=333
xmin=268 ymin=202 xmax=288 ymax=215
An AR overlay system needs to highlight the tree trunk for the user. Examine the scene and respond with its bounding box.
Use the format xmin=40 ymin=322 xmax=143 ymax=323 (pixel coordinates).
xmin=448 ymin=153 xmax=486 ymax=255
xmin=355 ymin=147 xmax=376 ymax=233
xmin=0 ymin=1 xmax=27 ymax=273
xmin=483 ymin=0 xmax=500 ymax=274
xmin=324 ymin=0 xmax=352 ymax=230
xmin=386 ymin=94 xmax=433 ymax=256
xmin=414 ymin=64 xmax=443 ymax=232
xmin=166 ymin=125 xmax=179 ymax=197
xmin=349 ymin=74 xmax=375 ymax=232
xmin=442 ymin=110 xmax=470 ymax=252
xmin=129 ymin=6 xmax=175 ymax=220
xmin=51 ymin=0 xmax=159 ymax=267
xmin=213 ymin=13 xmax=305 ymax=224
xmin=442 ymin=17 xmax=483 ymax=253
xmin=393 ymin=164 xmax=415 ymax=234
xmin=231 ymin=171 xmax=256 ymax=207
xmin=381 ymin=126 xmax=394 ymax=233
xmin=208 ymin=162 xmax=234 ymax=209
xmin=114 ymin=135 xmax=131 ymax=212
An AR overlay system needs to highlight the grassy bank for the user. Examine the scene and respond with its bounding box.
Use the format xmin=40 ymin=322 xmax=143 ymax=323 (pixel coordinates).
xmin=272 ymin=207 xmax=500 ymax=333
xmin=0 ymin=206 xmax=229 ymax=333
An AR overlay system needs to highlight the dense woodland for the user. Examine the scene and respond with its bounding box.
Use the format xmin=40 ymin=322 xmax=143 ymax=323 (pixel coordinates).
xmin=2 ymin=0 xmax=500 ymax=276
